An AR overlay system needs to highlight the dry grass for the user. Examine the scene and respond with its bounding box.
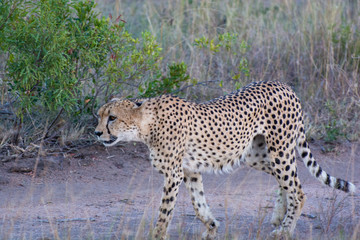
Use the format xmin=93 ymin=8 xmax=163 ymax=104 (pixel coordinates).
xmin=95 ymin=0 xmax=360 ymax=141
xmin=1 ymin=144 xmax=359 ymax=239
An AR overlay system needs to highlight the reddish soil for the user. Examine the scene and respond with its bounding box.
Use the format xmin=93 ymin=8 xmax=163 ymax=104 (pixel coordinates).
xmin=0 ymin=141 xmax=359 ymax=239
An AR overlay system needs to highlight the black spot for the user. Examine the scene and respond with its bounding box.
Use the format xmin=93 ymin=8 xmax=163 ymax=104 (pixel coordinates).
xmin=301 ymin=152 xmax=308 ymax=158
xmin=344 ymin=181 xmax=349 ymax=192
xmin=316 ymin=167 xmax=322 ymax=178
xmin=275 ymin=158 xmax=280 ymax=164
xmin=191 ymin=177 xmax=198 ymax=182
xmin=335 ymin=179 xmax=341 ymax=189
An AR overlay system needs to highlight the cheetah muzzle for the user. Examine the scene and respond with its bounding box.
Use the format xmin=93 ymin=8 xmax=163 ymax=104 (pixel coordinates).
xmin=95 ymin=81 xmax=356 ymax=239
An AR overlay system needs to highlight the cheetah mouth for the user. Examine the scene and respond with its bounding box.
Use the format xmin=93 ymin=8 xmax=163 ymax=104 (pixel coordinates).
xmin=101 ymin=135 xmax=118 ymax=146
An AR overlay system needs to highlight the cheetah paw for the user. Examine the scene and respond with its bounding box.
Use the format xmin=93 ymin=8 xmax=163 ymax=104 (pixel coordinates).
xmin=201 ymin=219 xmax=219 ymax=240
xmin=202 ymin=231 xmax=217 ymax=240
xmin=270 ymin=215 xmax=283 ymax=227
xmin=269 ymin=228 xmax=291 ymax=240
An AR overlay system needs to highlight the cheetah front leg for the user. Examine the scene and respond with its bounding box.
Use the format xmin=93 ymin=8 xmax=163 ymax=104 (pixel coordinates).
xmin=183 ymin=168 xmax=219 ymax=239
xmin=153 ymin=167 xmax=184 ymax=240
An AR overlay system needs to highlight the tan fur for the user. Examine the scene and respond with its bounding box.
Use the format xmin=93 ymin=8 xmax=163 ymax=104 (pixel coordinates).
xmin=95 ymin=81 xmax=355 ymax=239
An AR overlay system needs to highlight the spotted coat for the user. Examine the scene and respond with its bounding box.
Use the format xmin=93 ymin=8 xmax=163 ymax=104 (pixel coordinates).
xmin=94 ymin=81 xmax=355 ymax=239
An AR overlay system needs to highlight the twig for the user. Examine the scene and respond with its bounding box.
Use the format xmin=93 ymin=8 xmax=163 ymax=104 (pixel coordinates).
xmin=171 ymin=79 xmax=221 ymax=95
xmin=0 ymin=0 xmax=20 ymax=31
xmin=44 ymin=108 xmax=64 ymax=138
xmin=91 ymin=83 xmax=107 ymax=119
xmin=0 ymin=110 xmax=14 ymax=115
xmin=33 ymin=118 xmax=49 ymax=179
xmin=37 ymin=218 xmax=96 ymax=223
xmin=12 ymin=116 xmax=22 ymax=145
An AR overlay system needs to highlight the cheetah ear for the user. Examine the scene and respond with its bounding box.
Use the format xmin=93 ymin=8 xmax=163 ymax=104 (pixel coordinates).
xmin=134 ymin=102 xmax=142 ymax=107
xmin=129 ymin=98 xmax=146 ymax=108
xmin=129 ymin=101 xmax=143 ymax=109
xmin=110 ymin=96 xmax=123 ymax=102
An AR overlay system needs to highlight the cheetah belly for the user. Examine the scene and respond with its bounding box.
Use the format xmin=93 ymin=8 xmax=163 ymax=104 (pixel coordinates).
xmin=182 ymin=134 xmax=270 ymax=173
xmin=182 ymin=145 xmax=245 ymax=173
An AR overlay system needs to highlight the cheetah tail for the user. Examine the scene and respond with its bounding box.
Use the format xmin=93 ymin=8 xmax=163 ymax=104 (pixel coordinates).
xmin=296 ymin=133 xmax=356 ymax=194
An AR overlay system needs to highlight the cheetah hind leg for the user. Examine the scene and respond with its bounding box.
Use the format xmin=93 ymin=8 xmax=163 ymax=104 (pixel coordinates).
xmin=183 ymin=168 xmax=219 ymax=239
xmin=245 ymin=135 xmax=287 ymax=227
xmin=270 ymin=186 xmax=287 ymax=227
xmin=269 ymin=151 xmax=307 ymax=237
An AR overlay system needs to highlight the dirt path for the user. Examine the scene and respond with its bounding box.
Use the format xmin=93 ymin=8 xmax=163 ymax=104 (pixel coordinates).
xmin=1 ymin=141 xmax=359 ymax=239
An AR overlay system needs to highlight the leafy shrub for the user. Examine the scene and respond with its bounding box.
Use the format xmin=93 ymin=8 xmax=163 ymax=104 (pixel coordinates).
xmin=194 ymin=33 xmax=250 ymax=90
xmin=323 ymin=101 xmax=344 ymax=143
xmin=0 ymin=0 xmax=192 ymax=145
xmin=0 ymin=0 xmax=162 ymax=119
xmin=138 ymin=62 xmax=190 ymax=98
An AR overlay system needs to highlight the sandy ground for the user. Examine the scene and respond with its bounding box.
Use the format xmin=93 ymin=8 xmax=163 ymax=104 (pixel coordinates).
xmin=0 ymin=140 xmax=359 ymax=239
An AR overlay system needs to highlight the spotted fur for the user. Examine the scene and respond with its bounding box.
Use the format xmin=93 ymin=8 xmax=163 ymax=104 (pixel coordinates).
xmin=95 ymin=81 xmax=355 ymax=239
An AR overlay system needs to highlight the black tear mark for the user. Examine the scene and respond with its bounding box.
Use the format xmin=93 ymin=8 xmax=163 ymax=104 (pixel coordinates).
xmin=106 ymin=123 xmax=111 ymax=135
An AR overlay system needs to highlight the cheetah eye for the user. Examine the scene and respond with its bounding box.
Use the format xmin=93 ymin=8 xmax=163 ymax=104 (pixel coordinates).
xmin=108 ymin=115 xmax=117 ymax=121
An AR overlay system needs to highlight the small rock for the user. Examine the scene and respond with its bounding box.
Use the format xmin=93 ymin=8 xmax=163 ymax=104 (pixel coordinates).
xmin=0 ymin=176 xmax=9 ymax=184
xmin=8 ymin=166 xmax=32 ymax=173
xmin=2 ymin=155 xmax=17 ymax=162
xmin=301 ymin=213 xmax=317 ymax=219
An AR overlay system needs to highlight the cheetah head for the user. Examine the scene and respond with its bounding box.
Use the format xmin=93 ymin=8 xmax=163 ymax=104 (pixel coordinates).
xmin=94 ymin=99 xmax=143 ymax=147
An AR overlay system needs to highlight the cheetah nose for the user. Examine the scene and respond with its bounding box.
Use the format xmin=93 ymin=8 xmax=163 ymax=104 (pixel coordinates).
xmin=94 ymin=131 xmax=103 ymax=137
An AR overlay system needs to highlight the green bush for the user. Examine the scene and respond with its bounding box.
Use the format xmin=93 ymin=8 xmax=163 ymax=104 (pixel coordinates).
xmin=0 ymin=0 xmax=194 ymax=145
xmin=138 ymin=62 xmax=190 ymax=98
xmin=194 ymin=33 xmax=250 ymax=89
xmin=0 ymin=0 xmax=162 ymax=119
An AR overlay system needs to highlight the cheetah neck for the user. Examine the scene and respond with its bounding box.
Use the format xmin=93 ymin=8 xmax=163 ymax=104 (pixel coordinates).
xmin=134 ymin=100 xmax=154 ymax=144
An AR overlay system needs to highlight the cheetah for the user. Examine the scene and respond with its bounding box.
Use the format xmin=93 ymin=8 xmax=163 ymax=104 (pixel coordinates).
xmin=94 ymin=81 xmax=355 ymax=239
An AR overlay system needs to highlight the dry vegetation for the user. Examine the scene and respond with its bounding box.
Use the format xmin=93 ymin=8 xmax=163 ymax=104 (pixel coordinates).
xmin=0 ymin=0 xmax=359 ymax=147
xmin=96 ymin=0 xmax=360 ymax=141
